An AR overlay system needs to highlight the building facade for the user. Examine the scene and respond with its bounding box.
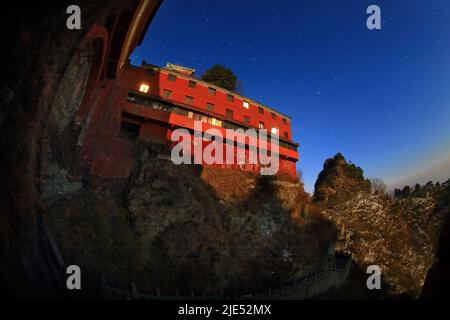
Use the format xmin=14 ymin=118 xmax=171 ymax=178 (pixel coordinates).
xmin=115 ymin=62 xmax=299 ymax=180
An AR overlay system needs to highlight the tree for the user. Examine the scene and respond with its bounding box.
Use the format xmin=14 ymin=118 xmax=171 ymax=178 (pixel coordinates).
xmin=394 ymin=188 xmax=403 ymax=198
xmin=201 ymin=64 xmax=238 ymax=92
xmin=370 ymin=178 xmax=387 ymax=195
xmin=401 ymin=185 xmax=412 ymax=198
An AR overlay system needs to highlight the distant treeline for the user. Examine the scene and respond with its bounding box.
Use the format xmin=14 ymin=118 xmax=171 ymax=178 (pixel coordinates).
xmin=394 ymin=179 xmax=450 ymax=203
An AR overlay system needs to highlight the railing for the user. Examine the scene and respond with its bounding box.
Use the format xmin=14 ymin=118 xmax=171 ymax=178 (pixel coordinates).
xmin=101 ymin=253 xmax=352 ymax=300
xmin=39 ymin=209 xmax=352 ymax=300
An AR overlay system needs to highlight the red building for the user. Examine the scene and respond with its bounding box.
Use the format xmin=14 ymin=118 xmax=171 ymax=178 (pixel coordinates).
xmin=114 ymin=61 xmax=300 ymax=180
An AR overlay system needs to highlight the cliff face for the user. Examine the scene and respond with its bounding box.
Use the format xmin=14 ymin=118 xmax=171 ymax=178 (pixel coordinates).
xmin=314 ymin=153 xmax=450 ymax=298
xmin=44 ymin=141 xmax=337 ymax=296
xmin=323 ymin=193 xmax=446 ymax=297
xmin=313 ymin=153 xmax=371 ymax=204
xmin=0 ymin=0 xmax=137 ymax=298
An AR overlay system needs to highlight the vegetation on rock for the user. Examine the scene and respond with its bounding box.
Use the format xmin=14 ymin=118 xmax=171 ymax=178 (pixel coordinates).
xmin=201 ymin=64 xmax=238 ymax=92
xmin=313 ymin=153 xmax=450 ymax=298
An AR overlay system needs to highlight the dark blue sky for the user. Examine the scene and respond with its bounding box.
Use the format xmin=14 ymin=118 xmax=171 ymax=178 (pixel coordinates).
xmin=131 ymin=0 xmax=450 ymax=191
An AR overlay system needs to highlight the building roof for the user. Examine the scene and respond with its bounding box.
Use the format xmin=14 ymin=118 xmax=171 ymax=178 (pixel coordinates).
xmin=140 ymin=61 xmax=292 ymax=120
xmin=165 ymin=62 xmax=196 ymax=76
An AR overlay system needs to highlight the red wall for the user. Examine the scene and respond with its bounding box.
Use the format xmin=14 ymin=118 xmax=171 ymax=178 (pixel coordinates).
xmin=90 ymin=64 xmax=301 ymax=180
xmin=117 ymin=66 xmax=295 ymax=141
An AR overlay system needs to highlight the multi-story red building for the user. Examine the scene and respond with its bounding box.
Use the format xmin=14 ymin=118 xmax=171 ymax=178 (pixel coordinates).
xmin=114 ymin=61 xmax=299 ymax=180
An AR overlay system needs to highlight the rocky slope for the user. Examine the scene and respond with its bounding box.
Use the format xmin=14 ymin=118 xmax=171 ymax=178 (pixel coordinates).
xmin=44 ymin=141 xmax=337 ymax=296
xmin=314 ymin=153 xmax=450 ymax=298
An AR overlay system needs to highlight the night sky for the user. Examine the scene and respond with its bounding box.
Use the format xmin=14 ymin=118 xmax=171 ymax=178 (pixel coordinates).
xmin=131 ymin=0 xmax=450 ymax=192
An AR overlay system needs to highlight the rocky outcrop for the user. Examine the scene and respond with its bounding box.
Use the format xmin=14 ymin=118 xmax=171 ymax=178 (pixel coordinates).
xmin=314 ymin=154 xmax=450 ymax=298
xmin=44 ymin=141 xmax=337 ymax=296
xmin=313 ymin=153 xmax=371 ymax=204
xmin=322 ymin=192 xmax=446 ymax=297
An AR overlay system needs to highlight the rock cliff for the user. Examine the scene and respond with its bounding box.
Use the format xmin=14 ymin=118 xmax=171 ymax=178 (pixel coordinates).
xmin=314 ymin=153 xmax=450 ymax=298
xmin=44 ymin=141 xmax=337 ymax=296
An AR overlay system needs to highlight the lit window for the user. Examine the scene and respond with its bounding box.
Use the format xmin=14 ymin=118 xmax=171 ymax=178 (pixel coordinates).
xmin=188 ymin=111 xmax=194 ymax=119
xmin=259 ymin=122 xmax=265 ymax=129
xmin=211 ymin=118 xmax=222 ymax=127
xmin=139 ymin=84 xmax=150 ymax=93
xmin=243 ymin=101 xmax=249 ymax=109
xmin=271 ymin=127 xmax=279 ymax=135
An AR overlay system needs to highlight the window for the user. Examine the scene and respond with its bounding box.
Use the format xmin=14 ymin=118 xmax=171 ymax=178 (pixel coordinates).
xmin=206 ymin=102 xmax=214 ymax=112
xmin=258 ymin=107 xmax=264 ymax=114
xmin=271 ymin=112 xmax=277 ymax=120
xmin=243 ymin=101 xmax=249 ymax=109
xmin=184 ymin=95 xmax=194 ymax=105
xmin=243 ymin=116 xmax=250 ymax=124
xmin=259 ymin=122 xmax=265 ymax=129
xmin=271 ymin=127 xmax=279 ymax=135
xmin=188 ymin=111 xmax=194 ymax=119
xmin=284 ymin=132 xmax=289 ymax=139
xmin=226 ymin=109 xmax=234 ymax=118
xmin=173 ymin=107 xmax=188 ymax=117
xmin=162 ymin=89 xmax=172 ymax=99
xmin=210 ymin=118 xmax=222 ymax=127
xmin=120 ymin=121 xmax=141 ymax=140
xmin=283 ymin=118 xmax=287 ymax=125
xmin=227 ymin=94 xmax=234 ymax=102
xmin=208 ymin=87 xmax=216 ymax=95
xmin=189 ymin=80 xmax=197 ymax=88
xmin=139 ymin=84 xmax=150 ymax=93
xmin=201 ymin=115 xmax=208 ymax=123
xmin=167 ymin=74 xmax=177 ymax=82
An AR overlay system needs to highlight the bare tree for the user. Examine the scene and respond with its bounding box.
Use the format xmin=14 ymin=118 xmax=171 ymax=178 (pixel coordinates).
xmin=369 ymin=178 xmax=387 ymax=195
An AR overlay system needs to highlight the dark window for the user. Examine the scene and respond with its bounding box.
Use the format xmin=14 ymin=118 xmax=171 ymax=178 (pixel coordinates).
xmin=189 ymin=80 xmax=197 ymax=88
xmin=258 ymin=107 xmax=264 ymax=114
xmin=184 ymin=95 xmax=194 ymax=105
xmin=172 ymin=107 xmax=189 ymax=117
xmin=168 ymin=74 xmax=177 ymax=82
xmin=284 ymin=132 xmax=289 ymax=139
xmin=227 ymin=94 xmax=234 ymax=102
xmin=223 ymin=121 xmax=244 ymax=130
xmin=162 ymin=89 xmax=172 ymax=99
xmin=206 ymin=102 xmax=215 ymax=112
xmin=243 ymin=116 xmax=250 ymax=124
xmin=271 ymin=112 xmax=277 ymax=120
xmin=226 ymin=109 xmax=234 ymax=118
xmin=283 ymin=118 xmax=287 ymax=125
xmin=208 ymin=87 xmax=216 ymax=95
xmin=120 ymin=121 xmax=141 ymax=140
xmin=127 ymin=92 xmax=152 ymax=106
xmin=259 ymin=122 xmax=265 ymax=129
